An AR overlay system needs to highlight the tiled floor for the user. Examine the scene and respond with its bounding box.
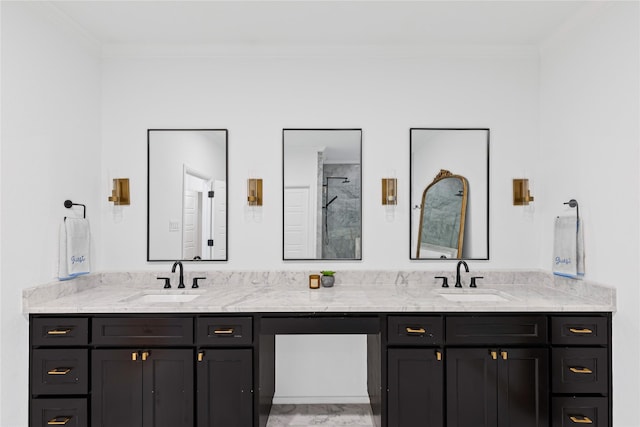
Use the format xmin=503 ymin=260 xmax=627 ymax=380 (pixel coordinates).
xmin=266 ymin=404 xmax=375 ymax=427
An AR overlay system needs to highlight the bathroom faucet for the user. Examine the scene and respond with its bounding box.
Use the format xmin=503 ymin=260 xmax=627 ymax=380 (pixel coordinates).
xmin=171 ymin=261 xmax=185 ymax=288
xmin=455 ymin=260 xmax=469 ymax=288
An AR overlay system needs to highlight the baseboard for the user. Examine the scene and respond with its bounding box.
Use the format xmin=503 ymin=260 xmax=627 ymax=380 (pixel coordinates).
xmin=272 ymin=396 xmax=371 ymax=405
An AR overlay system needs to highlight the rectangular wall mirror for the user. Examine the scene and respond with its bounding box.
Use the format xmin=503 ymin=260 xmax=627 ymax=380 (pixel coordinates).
xmin=410 ymin=128 xmax=489 ymax=260
xmin=148 ymin=129 xmax=228 ymax=261
xmin=283 ymin=129 xmax=362 ymax=260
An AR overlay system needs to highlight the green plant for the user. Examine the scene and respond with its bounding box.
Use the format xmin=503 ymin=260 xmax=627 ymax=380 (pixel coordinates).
xmin=320 ymin=270 xmax=335 ymax=276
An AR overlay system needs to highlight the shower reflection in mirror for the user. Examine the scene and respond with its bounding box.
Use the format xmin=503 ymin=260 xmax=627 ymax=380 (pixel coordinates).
xmin=410 ymin=128 xmax=489 ymax=260
xmin=283 ymin=129 xmax=362 ymax=260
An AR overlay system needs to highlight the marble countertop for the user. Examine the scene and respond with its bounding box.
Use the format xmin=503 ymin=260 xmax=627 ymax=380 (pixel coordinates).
xmin=22 ymin=270 xmax=616 ymax=314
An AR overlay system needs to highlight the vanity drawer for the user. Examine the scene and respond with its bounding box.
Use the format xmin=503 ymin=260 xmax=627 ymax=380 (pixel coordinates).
xmin=197 ymin=317 xmax=253 ymax=346
xmin=92 ymin=317 xmax=193 ymax=345
xmin=31 ymin=349 xmax=88 ymax=395
xmin=552 ymin=397 xmax=609 ymax=427
xmin=446 ymin=315 xmax=547 ymax=345
xmin=552 ymin=348 xmax=608 ymax=394
xmin=387 ymin=316 xmax=443 ymax=346
xmin=30 ymin=398 xmax=87 ymax=427
xmin=31 ymin=318 xmax=88 ymax=346
xmin=551 ymin=316 xmax=608 ymax=345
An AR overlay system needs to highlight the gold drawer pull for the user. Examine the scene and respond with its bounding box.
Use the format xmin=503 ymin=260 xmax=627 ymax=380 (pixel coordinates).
xmin=47 ymin=328 xmax=72 ymax=335
xmin=569 ymin=415 xmax=593 ymax=424
xmin=435 ymin=351 xmax=442 ymax=361
xmin=406 ymin=327 xmax=426 ymax=334
xmin=501 ymin=351 xmax=508 ymax=360
xmin=131 ymin=352 xmax=138 ymax=361
xmin=47 ymin=367 xmax=71 ymax=375
xmin=569 ymin=328 xmax=593 ymax=335
xmin=47 ymin=416 xmax=72 ymax=425
xmin=490 ymin=351 xmax=498 ymax=360
xmin=570 ymin=366 xmax=593 ymax=374
xmin=141 ymin=351 xmax=150 ymax=361
xmin=214 ymin=328 xmax=235 ymax=335
xmin=198 ymin=351 xmax=205 ymax=362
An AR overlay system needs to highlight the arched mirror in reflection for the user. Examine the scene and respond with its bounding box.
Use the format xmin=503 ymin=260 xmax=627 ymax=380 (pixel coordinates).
xmin=283 ymin=129 xmax=362 ymax=260
xmin=147 ymin=129 xmax=228 ymax=261
xmin=417 ymin=170 xmax=468 ymax=258
xmin=410 ymin=128 xmax=489 ymax=260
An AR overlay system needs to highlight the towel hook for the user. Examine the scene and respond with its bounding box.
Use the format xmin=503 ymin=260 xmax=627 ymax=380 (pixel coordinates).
xmin=64 ymin=200 xmax=86 ymax=219
xmin=563 ymin=199 xmax=579 ymax=221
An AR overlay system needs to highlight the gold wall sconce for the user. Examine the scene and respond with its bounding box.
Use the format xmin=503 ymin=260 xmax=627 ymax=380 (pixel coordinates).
xmin=513 ymin=178 xmax=534 ymax=206
xmin=247 ymin=178 xmax=263 ymax=206
xmin=108 ymin=178 xmax=130 ymax=205
xmin=382 ymin=178 xmax=397 ymax=205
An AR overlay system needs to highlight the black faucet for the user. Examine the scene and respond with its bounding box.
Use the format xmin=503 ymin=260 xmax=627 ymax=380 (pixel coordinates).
xmin=171 ymin=261 xmax=185 ymax=288
xmin=455 ymin=260 xmax=469 ymax=288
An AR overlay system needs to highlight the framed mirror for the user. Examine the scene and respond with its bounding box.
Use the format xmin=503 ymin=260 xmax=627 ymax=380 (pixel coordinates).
xmin=410 ymin=128 xmax=489 ymax=260
xmin=148 ymin=129 xmax=228 ymax=261
xmin=283 ymin=129 xmax=362 ymax=260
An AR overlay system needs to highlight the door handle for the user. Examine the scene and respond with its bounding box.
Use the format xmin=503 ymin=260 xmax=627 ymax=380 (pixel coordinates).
xmin=47 ymin=416 xmax=72 ymax=425
xmin=47 ymin=328 xmax=72 ymax=335
xmin=47 ymin=367 xmax=72 ymax=375
xmin=569 ymin=366 xmax=593 ymax=374
xmin=569 ymin=327 xmax=593 ymax=335
xmin=198 ymin=351 xmax=205 ymax=362
xmin=569 ymin=415 xmax=593 ymax=424
xmin=141 ymin=351 xmax=150 ymax=361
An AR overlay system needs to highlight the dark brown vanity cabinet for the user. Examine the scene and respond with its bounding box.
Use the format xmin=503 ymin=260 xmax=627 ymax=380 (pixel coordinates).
xmin=92 ymin=349 xmax=194 ymax=427
xmin=29 ymin=318 xmax=89 ymax=427
xmin=29 ymin=312 xmax=612 ymax=427
xmin=386 ymin=316 xmax=444 ymax=427
xmin=446 ymin=347 xmax=548 ymax=427
xmin=551 ymin=316 xmax=611 ymax=427
xmin=196 ymin=317 xmax=254 ymax=427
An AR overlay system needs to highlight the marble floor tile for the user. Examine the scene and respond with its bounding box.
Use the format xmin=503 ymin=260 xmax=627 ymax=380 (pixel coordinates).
xmin=266 ymin=404 xmax=374 ymax=427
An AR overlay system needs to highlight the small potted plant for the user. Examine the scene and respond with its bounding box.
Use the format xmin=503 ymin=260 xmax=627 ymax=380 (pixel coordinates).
xmin=320 ymin=271 xmax=335 ymax=288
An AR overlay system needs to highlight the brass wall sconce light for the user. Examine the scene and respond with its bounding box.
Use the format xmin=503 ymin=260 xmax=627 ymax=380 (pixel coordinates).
xmin=108 ymin=178 xmax=130 ymax=205
xmin=382 ymin=178 xmax=397 ymax=205
xmin=513 ymin=178 xmax=534 ymax=206
xmin=247 ymin=178 xmax=263 ymax=206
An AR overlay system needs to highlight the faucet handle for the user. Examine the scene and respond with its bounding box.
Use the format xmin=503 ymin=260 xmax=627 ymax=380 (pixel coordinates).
xmin=435 ymin=276 xmax=449 ymax=288
xmin=470 ymin=276 xmax=483 ymax=288
xmin=157 ymin=277 xmax=171 ymax=289
xmin=192 ymin=277 xmax=206 ymax=289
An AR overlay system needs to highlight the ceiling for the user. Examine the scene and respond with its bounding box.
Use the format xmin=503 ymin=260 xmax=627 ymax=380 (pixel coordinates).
xmin=49 ymin=1 xmax=590 ymax=48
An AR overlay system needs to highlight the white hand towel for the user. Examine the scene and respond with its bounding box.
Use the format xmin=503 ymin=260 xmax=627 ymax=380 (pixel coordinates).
xmin=553 ymin=216 xmax=585 ymax=279
xmin=58 ymin=218 xmax=91 ymax=280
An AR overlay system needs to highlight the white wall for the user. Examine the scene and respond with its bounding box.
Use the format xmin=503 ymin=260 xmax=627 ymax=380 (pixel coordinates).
xmin=0 ymin=3 xmax=102 ymax=426
xmin=538 ymin=3 xmax=639 ymax=426
xmin=100 ymin=52 xmax=541 ymax=271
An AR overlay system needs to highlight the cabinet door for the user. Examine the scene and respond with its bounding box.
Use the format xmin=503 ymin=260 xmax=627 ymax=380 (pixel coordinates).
xmin=387 ymin=348 xmax=443 ymax=427
xmin=142 ymin=349 xmax=194 ymax=427
xmin=446 ymin=348 xmax=498 ymax=427
xmin=497 ymin=348 xmax=549 ymax=427
xmin=92 ymin=349 xmax=144 ymax=427
xmin=92 ymin=349 xmax=194 ymax=427
xmin=197 ymin=349 xmax=253 ymax=427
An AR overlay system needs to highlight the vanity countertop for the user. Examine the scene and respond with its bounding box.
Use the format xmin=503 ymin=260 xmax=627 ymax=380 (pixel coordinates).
xmin=23 ymin=270 xmax=616 ymax=314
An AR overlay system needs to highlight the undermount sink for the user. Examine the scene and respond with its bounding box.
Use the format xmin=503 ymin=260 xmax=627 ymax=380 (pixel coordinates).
xmin=122 ymin=291 xmax=203 ymax=303
xmin=436 ymin=290 xmax=511 ymax=302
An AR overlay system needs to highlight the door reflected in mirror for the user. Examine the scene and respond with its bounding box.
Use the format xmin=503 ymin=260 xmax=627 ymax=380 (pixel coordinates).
xmin=283 ymin=129 xmax=362 ymax=260
xmin=148 ymin=129 xmax=228 ymax=261
xmin=410 ymin=128 xmax=489 ymax=260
